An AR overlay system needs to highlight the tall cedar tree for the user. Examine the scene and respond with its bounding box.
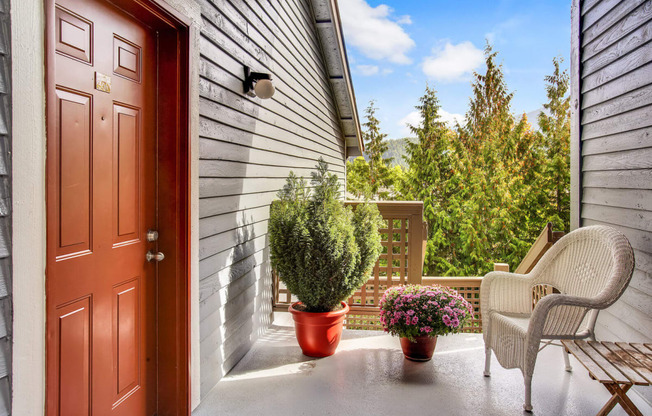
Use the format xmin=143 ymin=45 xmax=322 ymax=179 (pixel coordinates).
xmin=403 ymin=86 xmax=463 ymax=275
xmin=538 ymin=57 xmax=571 ymax=232
xmin=454 ymin=43 xmax=535 ymax=273
xmin=409 ymin=44 xmax=551 ymax=275
xmin=363 ymin=101 xmax=394 ymax=199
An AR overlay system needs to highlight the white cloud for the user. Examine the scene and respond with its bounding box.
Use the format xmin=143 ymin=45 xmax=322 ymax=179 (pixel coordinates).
xmin=356 ymin=65 xmax=379 ymax=76
xmin=382 ymin=68 xmax=394 ymax=75
xmin=398 ymin=109 xmax=465 ymax=136
xmin=485 ymin=17 xmax=524 ymax=44
xmin=422 ymin=41 xmax=484 ymax=82
xmin=398 ymin=111 xmax=421 ymax=135
xmin=339 ymin=0 xmax=415 ymax=64
xmin=396 ymin=15 xmax=412 ymax=25
xmin=439 ymin=110 xmax=465 ymax=127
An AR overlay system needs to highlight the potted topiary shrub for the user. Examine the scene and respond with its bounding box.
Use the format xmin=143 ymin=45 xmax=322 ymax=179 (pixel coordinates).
xmin=379 ymin=284 xmax=474 ymax=361
xmin=269 ymin=158 xmax=383 ymax=357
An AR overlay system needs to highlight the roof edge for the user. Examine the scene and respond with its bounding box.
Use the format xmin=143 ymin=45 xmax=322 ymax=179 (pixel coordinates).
xmin=309 ymin=0 xmax=364 ymax=155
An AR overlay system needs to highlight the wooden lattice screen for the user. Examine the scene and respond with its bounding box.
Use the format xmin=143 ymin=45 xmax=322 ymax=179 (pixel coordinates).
xmin=273 ymin=201 xmax=427 ymax=330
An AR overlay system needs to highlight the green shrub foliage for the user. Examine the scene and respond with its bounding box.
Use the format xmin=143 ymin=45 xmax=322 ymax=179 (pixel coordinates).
xmin=270 ymin=159 xmax=383 ymax=312
xmin=375 ymin=48 xmax=570 ymax=276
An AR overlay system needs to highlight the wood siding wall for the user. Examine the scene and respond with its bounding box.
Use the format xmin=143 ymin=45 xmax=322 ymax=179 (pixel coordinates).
xmin=0 ymin=0 xmax=10 ymax=413
xmin=577 ymin=0 xmax=652 ymax=344
xmin=197 ymin=0 xmax=346 ymax=397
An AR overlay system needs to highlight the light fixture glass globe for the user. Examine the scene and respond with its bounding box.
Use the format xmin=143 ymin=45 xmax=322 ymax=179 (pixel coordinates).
xmin=254 ymin=79 xmax=275 ymax=99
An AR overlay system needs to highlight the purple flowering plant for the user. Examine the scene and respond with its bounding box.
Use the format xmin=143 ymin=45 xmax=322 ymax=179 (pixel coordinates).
xmin=379 ymin=284 xmax=474 ymax=341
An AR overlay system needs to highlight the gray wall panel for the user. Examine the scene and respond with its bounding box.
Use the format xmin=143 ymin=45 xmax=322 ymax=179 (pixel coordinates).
xmin=579 ymin=0 xmax=652 ymax=378
xmin=0 ymin=0 xmax=9 ymax=413
xmin=197 ymin=0 xmax=346 ymax=398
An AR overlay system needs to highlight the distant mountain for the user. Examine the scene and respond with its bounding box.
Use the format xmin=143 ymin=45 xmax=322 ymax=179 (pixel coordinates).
xmin=383 ymin=138 xmax=410 ymax=168
xmin=349 ymin=138 xmax=411 ymax=169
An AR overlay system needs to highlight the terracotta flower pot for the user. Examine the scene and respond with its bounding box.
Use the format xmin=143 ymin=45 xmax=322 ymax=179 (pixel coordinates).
xmin=289 ymin=301 xmax=349 ymax=357
xmin=400 ymin=335 xmax=438 ymax=361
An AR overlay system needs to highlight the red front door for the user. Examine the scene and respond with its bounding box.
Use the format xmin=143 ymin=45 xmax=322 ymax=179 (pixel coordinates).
xmin=46 ymin=0 xmax=158 ymax=413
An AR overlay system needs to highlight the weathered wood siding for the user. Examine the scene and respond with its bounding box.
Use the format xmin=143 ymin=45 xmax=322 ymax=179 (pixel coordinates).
xmin=197 ymin=0 xmax=346 ymax=397
xmin=0 ymin=0 xmax=10 ymax=413
xmin=577 ymin=0 xmax=652 ymax=344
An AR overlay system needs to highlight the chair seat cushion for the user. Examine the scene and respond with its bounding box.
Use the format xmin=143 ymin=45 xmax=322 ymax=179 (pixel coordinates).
xmin=495 ymin=312 xmax=531 ymax=333
xmin=487 ymin=312 xmax=532 ymax=370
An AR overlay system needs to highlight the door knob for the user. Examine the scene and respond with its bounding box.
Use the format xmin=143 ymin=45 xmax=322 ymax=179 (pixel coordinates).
xmin=146 ymin=251 xmax=165 ymax=262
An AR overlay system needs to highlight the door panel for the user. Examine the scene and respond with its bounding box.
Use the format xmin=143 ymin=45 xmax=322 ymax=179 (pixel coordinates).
xmin=56 ymin=88 xmax=92 ymax=256
xmin=114 ymin=104 xmax=141 ymax=243
xmin=113 ymin=36 xmax=141 ymax=82
xmin=47 ymin=0 xmax=157 ymax=414
xmin=56 ymin=297 xmax=91 ymax=416
xmin=113 ymin=278 xmax=141 ymax=402
xmin=55 ymin=6 xmax=92 ymax=64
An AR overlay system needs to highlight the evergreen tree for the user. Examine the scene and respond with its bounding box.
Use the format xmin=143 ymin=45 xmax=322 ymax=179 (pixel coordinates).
xmin=346 ymin=157 xmax=373 ymax=200
xmin=346 ymin=157 xmax=406 ymax=201
xmin=455 ymin=43 xmax=529 ymax=273
xmin=418 ymin=44 xmax=548 ymax=274
xmin=363 ymin=101 xmax=394 ymax=199
xmin=356 ymin=51 xmax=570 ymax=276
xmin=403 ymin=85 xmax=463 ymax=275
xmin=460 ymin=43 xmax=515 ymax=161
xmin=538 ymin=57 xmax=571 ymax=232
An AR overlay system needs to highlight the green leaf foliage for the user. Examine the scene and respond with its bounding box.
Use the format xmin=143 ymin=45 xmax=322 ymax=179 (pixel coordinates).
xmin=346 ymin=157 xmax=373 ymax=200
xmin=400 ymin=47 xmax=571 ymax=276
xmin=269 ymin=158 xmax=384 ymax=312
xmin=346 ymin=156 xmax=406 ymax=201
xmin=346 ymin=102 xmax=407 ymax=201
xmin=538 ymin=57 xmax=571 ymax=233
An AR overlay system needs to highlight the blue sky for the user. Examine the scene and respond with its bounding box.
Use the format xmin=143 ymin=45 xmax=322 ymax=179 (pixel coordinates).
xmin=339 ymin=0 xmax=571 ymax=139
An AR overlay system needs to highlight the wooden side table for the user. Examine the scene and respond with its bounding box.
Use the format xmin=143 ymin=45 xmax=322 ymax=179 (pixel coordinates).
xmin=562 ymin=340 xmax=652 ymax=416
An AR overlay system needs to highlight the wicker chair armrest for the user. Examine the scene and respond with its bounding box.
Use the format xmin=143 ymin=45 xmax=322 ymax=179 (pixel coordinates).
xmin=533 ymin=293 xmax=598 ymax=311
xmin=527 ymin=293 xmax=598 ymax=339
xmin=480 ymin=271 xmax=534 ymax=315
xmin=521 ymin=293 xmax=597 ymax=375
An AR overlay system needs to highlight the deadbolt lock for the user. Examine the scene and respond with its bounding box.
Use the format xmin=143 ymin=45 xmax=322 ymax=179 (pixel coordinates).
xmin=146 ymin=230 xmax=159 ymax=242
xmin=146 ymin=251 xmax=165 ymax=262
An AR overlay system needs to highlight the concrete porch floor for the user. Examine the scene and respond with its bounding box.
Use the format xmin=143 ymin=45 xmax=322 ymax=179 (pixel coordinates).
xmin=194 ymin=313 xmax=652 ymax=416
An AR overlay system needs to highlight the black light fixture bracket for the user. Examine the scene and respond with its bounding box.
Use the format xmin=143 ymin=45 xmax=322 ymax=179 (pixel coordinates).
xmin=243 ymin=66 xmax=272 ymax=96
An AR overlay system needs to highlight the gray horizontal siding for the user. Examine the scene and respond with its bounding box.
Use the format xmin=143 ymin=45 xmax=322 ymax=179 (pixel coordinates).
xmin=197 ymin=0 xmax=346 ymax=398
xmin=0 ymin=0 xmax=9 ymax=413
xmin=579 ymin=0 xmax=652 ymax=344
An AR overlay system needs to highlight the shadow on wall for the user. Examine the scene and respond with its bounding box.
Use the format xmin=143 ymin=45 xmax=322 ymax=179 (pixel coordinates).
xmin=198 ymin=208 xmax=273 ymax=397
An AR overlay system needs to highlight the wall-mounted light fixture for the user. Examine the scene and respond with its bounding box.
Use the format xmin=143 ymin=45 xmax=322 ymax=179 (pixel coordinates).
xmin=243 ymin=66 xmax=275 ymax=99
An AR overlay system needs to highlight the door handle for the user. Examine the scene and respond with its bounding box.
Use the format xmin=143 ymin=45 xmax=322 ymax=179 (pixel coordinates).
xmin=146 ymin=250 xmax=165 ymax=262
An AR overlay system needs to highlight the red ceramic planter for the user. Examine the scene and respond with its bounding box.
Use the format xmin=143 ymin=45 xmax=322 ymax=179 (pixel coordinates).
xmin=400 ymin=335 xmax=438 ymax=361
xmin=289 ymin=301 xmax=350 ymax=357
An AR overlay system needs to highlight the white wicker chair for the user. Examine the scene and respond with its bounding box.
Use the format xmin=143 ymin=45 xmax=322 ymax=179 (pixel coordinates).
xmin=481 ymin=225 xmax=635 ymax=412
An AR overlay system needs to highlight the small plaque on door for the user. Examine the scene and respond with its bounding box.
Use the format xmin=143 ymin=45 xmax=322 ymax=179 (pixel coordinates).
xmin=95 ymin=72 xmax=111 ymax=93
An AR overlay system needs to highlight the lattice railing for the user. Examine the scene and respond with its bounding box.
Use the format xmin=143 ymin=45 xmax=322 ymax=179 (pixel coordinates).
xmin=273 ymin=201 xmax=427 ymax=330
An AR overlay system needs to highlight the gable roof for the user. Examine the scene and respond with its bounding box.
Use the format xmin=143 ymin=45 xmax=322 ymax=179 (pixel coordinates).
xmin=310 ymin=0 xmax=364 ymax=157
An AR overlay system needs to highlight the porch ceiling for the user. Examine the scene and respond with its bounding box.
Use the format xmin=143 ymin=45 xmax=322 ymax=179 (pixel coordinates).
xmin=194 ymin=313 xmax=652 ymax=416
